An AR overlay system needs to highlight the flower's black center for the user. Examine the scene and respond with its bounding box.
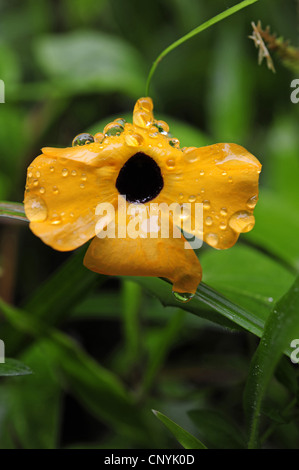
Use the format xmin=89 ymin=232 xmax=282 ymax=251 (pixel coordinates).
xmin=116 ymin=152 xmax=164 ymax=203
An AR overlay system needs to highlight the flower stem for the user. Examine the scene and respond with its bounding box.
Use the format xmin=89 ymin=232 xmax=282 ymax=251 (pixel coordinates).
xmin=145 ymin=0 xmax=259 ymax=96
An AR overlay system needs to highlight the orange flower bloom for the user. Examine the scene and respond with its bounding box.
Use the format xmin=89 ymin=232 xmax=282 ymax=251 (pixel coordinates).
xmin=24 ymin=97 xmax=261 ymax=301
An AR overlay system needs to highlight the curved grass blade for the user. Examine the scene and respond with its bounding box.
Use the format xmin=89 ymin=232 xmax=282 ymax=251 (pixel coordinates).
xmin=0 ymin=201 xmax=28 ymax=222
xmin=152 ymin=410 xmax=207 ymax=449
xmin=145 ymin=0 xmax=259 ymax=95
xmin=0 ymin=358 xmax=32 ymax=377
xmin=244 ymin=275 xmax=299 ymax=448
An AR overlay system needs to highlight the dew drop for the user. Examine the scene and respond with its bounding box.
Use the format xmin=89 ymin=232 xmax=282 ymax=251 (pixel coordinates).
xmin=220 ymin=222 xmax=227 ymax=230
xmin=28 ymin=171 xmax=33 ymax=178
xmin=203 ymin=200 xmax=210 ymax=210
xmin=220 ymin=207 xmax=227 ymax=216
xmin=172 ymin=291 xmax=194 ymax=303
xmin=206 ymin=233 xmax=219 ymax=247
xmin=52 ymin=186 xmax=59 ymax=195
xmin=62 ymin=168 xmax=69 ymax=177
xmin=178 ymin=193 xmax=184 ymax=200
xmin=222 ymin=171 xmax=227 ymax=176
xmin=81 ymin=173 xmax=87 ymax=181
xmin=228 ymin=211 xmax=255 ymax=233
xmin=94 ymin=132 xmax=104 ymax=143
xmin=39 ymin=187 xmax=45 ymax=194
xmin=71 ymin=170 xmax=77 ymax=176
xmin=169 ymin=138 xmax=180 ymax=148
xmin=247 ymin=195 xmax=258 ymax=209
xmin=228 ymin=176 xmax=233 ymax=183
xmin=72 ymin=133 xmax=94 ymax=146
xmin=104 ymin=125 xmax=124 ymax=137
xmin=166 ymin=158 xmax=175 ymax=169
xmin=199 ymin=170 xmax=205 ymax=176
xmin=205 ymin=216 xmax=213 ymax=226
xmin=50 ymin=216 xmax=62 ymax=225
xmin=80 ymin=183 xmax=85 ymax=189
xmin=36 ymin=171 xmax=41 ymax=178
xmin=50 ymin=167 xmax=55 ymax=173
xmin=125 ymin=134 xmax=143 ymax=147
xmin=25 ymin=194 xmax=48 ymax=222
xmin=33 ymin=179 xmax=39 ymax=187
xmin=188 ymin=195 xmax=196 ymax=203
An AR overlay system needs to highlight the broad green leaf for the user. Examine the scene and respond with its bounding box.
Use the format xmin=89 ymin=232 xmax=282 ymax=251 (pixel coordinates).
xmin=33 ymin=31 xmax=146 ymax=98
xmin=246 ymin=188 xmax=299 ymax=270
xmin=200 ymin=244 xmax=295 ymax=322
xmin=0 ymin=358 xmax=32 ymax=377
xmin=244 ymin=275 xmax=299 ymax=449
xmin=188 ymin=409 xmax=246 ymax=449
xmin=152 ymin=410 xmax=207 ymax=449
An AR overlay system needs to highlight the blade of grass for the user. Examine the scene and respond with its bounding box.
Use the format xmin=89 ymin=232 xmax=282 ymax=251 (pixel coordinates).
xmin=145 ymin=0 xmax=259 ymax=95
xmin=152 ymin=410 xmax=207 ymax=449
xmin=0 ymin=201 xmax=27 ymax=222
xmin=244 ymin=275 xmax=299 ymax=448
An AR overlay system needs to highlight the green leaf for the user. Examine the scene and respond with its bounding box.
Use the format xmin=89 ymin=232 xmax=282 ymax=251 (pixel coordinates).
xmin=188 ymin=409 xmax=246 ymax=449
xmin=132 ymin=276 xmax=264 ymax=337
xmin=244 ymin=275 xmax=299 ymax=449
xmin=33 ymin=31 xmax=146 ymax=98
xmin=246 ymin=188 xmax=299 ymax=270
xmin=200 ymin=244 xmax=294 ymax=322
xmin=0 ymin=358 xmax=32 ymax=377
xmin=152 ymin=410 xmax=207 ymax=449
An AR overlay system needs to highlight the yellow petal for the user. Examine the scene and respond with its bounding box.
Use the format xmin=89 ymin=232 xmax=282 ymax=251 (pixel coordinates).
xmin=84 ymin=206 xmax=202 ymax=295
xmin=24 ymin=154 xmax=117 ymax=250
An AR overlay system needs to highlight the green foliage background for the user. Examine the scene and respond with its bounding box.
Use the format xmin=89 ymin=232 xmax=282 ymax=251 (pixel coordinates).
xmin=0 ymin=0 xmax=299 ymax=449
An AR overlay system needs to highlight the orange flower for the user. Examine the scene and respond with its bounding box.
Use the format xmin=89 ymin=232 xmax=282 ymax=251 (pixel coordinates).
xmin=24 ymin=97 xmax=261 ymax=301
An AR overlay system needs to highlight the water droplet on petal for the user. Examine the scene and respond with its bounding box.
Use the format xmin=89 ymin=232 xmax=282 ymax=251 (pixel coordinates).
xmin=172 ymin=291 xmax=194 ymax=303
xmin=205 ymin=216 xmax=213 ymax=226
xmin=166 ymin=158 xmax=175 ymax=169
xmin=62 ymin=168 xmax=68 ymax=177
xmin=228 ymin=176 xmax=233 ymax=183
xmin=26 ymin=194 xmax=48 ymax=222
xmin=33 ymin=179 xmax=39 ymax=187
xmin=199 ymin=170 xmax=205 ymax=176
xmin=229 ymin=211 xmax=255 ymax=233
xmin=39 ymin=187 xmax=45 ymax=194
xmin=80 ymin=183 xmax=85 ymax=189
xmin=50 ymin=216 xmax=62 ymax=225
xmin=203 ymin=200 xmax=210 ymax=210
xmin=53 ymin=186 xmax=59 ymax=195
xmin=222 ymin=171 xmax=227 ymax=176
xmin=71 ymin=170 xmax=77 ymax=176
xmin=36 ymin=171 xmax=41 ymax=178
xmin=50 ymin=167 xmax=55 ymax=173
xmin=72 ymin=133 xmax=94 ymax=146
xmin=178 ymin=193 xmax=184 ymax=200
xmin=188 ymin=195 xmax=196 ymax=203
xmin=169 ymin=138 xmax=180 ymax=148
xmin=81 ymin=173 xmax=87 ymax=181
xmin=28 ymin=171 xmax=33 ymax=178
xmin=220 ymin=222 xmax=227 ymax=230
xmin=125 ymin=133 xmax=143 ymax=147
xmin=206 ymin=233 xmax=219 ymax=247
xmin=247 ymin=195 xmax=258 ymax=209
xmin=220 ymin=207 xmax=227 ymax=216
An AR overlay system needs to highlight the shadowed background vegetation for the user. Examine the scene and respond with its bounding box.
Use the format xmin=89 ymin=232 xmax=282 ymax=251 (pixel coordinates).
xmin=0 ymin=0 xmax=299 ymax=449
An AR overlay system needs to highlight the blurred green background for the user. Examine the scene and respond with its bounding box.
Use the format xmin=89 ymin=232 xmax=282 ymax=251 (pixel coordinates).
xmin=0 ymin=0 xmax=299 ymax=449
